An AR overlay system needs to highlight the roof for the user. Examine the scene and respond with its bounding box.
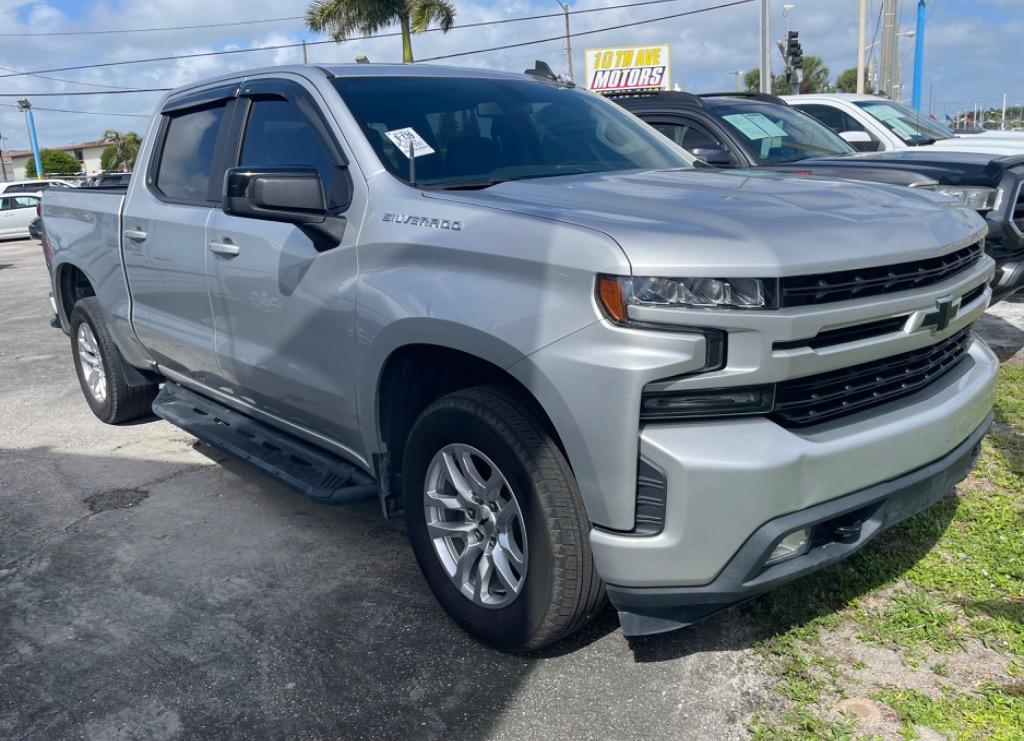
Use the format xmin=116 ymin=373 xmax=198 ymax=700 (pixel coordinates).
xmin=322 ymin=62 xmax=526 ymax=80
xmin=781 ymin=93 xmax=886 ymax=102
xmin=5 ymin=139 xmax=107 ymax=158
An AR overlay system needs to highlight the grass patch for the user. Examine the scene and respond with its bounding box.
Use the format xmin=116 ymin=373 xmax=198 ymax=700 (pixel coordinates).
xmin=748 ymin=360 xmax=1024 ymax=737
xmin=874 ymin=684 xmax=1024 ymax=740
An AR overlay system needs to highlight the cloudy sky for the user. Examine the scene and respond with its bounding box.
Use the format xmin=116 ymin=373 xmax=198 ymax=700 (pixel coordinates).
xmin=0 ymin=0 xmax=1020 ymax=154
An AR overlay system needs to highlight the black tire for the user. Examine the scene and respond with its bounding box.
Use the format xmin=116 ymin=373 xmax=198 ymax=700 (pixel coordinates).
xmin=69 ymin=297 xmax=158 ymax=424
xmin=403 ymin=384 xmax=605 ymax=652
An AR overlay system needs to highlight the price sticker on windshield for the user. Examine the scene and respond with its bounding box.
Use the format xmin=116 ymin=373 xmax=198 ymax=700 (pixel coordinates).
xmin=385 ymin=127 xmax=436 ymax=158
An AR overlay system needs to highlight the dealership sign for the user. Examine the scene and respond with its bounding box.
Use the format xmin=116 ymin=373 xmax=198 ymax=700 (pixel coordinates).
xmin=585 ymin=45 xmax=671 ymax=94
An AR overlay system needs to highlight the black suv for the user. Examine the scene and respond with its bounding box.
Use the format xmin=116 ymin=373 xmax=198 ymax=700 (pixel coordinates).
xmin=616 ymin=91 xmax=1024 ymax=302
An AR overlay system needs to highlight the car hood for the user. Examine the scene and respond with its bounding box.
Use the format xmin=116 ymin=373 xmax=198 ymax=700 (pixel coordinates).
xmin=923 ymin=137 xmax=1024 ymax=157
xmin=768 ymin=151 xmax=1005 ymax=187
xmin=428 ymin=168 xmax=986 ymax=276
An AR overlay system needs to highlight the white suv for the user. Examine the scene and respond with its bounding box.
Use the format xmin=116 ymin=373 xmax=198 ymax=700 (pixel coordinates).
xmin=785 ymin=93 xmax=1024 ymax=156
xmin=0 ymin=179 xmax=77 ymax=196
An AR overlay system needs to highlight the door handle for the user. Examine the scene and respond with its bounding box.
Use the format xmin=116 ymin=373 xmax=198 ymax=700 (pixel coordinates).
xmin=208 ymin=240 xmax=240 ymax=257
xmin=124 ymin=228 xmax=148 ymax=241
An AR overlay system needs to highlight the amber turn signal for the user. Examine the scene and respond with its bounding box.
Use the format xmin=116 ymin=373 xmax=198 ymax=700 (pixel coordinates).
xmin=597 ymin=275 xmax=628 ymax=324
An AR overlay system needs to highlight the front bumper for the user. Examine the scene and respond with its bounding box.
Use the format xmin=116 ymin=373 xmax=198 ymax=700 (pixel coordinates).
xmin=608 ymin=411 xmax=993 ymax=637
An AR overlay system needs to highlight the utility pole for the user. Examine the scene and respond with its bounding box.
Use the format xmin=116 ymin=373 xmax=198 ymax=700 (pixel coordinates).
xmin=0 ymin=132 xmax=8 ymax=182
xmin=856 ymin=0 xmax=867 ymax=94
xmin=759 ymin=0 xmax=771 ymax=94
xmin=879 ymin=0 xmax=897 ymax=96
xmin=17 ymin=99 xmax=42 ymax=180
xmin=556 ymin=1 xmax=573 ymax=81
xmin=302 ymin=40 xmax=308 ymax=64
xmin=911 ymin=0 xmax=926 ymax=110
xmin=1002 ymin=92 xmax=1008 ymax=131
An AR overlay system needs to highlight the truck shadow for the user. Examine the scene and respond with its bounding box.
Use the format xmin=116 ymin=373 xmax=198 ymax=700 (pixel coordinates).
xmin=628 ymin=494 xmax=959 ymax=663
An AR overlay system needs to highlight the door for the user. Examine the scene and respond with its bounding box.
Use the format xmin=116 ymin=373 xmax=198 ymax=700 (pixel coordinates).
xmin=205 ymin=79 xmax=365 ymax=453
xmin=0 ymin=195 xmax=37 ymax=237
xmin=122 ymin=87 xmax=236 ymax=380
xmin=793 ymin=103 xmax=885 ymax=152
xmin=647 ymin=116 xmax=737 ymax=166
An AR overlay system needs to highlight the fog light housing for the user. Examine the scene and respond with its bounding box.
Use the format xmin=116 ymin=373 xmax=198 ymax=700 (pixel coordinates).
xmin=640 ymin=385 xmax=775 ymax=421
xmin=765 ymin=528 xmax=811 ymax=565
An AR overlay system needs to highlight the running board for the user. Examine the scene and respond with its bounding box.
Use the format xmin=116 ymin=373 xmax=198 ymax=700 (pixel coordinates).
xmin=152 ymin=383 xmax=377 ymax=505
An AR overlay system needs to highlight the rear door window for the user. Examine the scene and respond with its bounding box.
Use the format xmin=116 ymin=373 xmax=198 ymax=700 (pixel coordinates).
xmin=155 ymin=103 xmax=228 ymax=203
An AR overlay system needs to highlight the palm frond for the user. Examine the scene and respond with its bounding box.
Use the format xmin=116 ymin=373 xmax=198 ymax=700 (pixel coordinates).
xmin=305 ymin=0 xmax=405 ymax=41
xmin=411 ymin=0 xmax=456 ymax=33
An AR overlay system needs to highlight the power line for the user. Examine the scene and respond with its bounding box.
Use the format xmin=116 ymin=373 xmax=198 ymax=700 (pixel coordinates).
xmin=0 ymin=65 xmax=143 ymax=91
xmin=0 ymin=0 xmax=705 ymax=39
xmin=0 ymin=15 xmax=305 ymax=37
xmin=0 ymin=102 xmax=150 ymax=117
xmin=420 ymin=0 xmax=756 ymax=62
xmin=0 ymin=0 xmax=740 ymax=82
xmin=0 ymin=88 xmax=171 ymax=97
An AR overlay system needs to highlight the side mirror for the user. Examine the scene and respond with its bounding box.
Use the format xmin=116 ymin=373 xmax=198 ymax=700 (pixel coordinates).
xmin=222 ymin=166 xmax=348 ymax=251
xmin=839 ymin=131 xmax=881 ymax=152
xmin=223 ymin=166 xmax=327 ymax=224
xmin=689 ymin=147 xmax=733 ymax=167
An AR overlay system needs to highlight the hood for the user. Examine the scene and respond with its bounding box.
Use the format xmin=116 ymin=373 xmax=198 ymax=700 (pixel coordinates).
xmin=961 ymin=130 xmax=1024 ymax=141
xmin=426 ymin=168 xmax=986 ymax=276
xmin=768 ymin=151 xmax=1005 ymax=188
xmin=923 ymin=136 xmax=1024 ymax=157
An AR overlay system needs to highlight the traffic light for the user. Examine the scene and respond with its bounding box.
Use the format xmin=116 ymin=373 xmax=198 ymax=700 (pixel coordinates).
xmin=786 ymin=31 xmax=803 ymax=70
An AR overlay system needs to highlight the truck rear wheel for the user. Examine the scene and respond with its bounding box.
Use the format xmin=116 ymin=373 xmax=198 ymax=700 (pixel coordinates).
xmin=69 ymin=297 xmax=158 ymax=424
xmin=402 ymin=385 xmax=605 ymax=652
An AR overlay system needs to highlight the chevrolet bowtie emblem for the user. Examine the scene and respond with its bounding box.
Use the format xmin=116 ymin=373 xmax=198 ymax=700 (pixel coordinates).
xmin=920 ymin=295 xmax=959 ymax=332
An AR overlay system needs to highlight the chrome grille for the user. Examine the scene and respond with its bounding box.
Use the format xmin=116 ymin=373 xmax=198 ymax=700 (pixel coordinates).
xmin=779 ymin=244 xmax=982 ymax=307
xmin=772 ymin=327 xmax=973 ymax=427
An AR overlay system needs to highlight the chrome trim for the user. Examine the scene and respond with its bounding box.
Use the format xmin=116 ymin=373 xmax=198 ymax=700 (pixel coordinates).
xmin=158 ymin=366 xmax=372 ymax=472
xmin=1009 ymin=179 xmax=1024 ymax=241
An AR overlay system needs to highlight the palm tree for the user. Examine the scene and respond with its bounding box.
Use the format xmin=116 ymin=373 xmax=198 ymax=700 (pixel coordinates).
xmin=101 ymin=129 xmax=142 ymax=172
xmin=306 ymin=0 xmax=456 ymax=64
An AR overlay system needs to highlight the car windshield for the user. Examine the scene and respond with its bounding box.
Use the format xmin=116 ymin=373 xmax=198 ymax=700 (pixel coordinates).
xmin=855 ymin=100 xmax=954 ymax=144
xmin=332 ymin=75 xmax=693 ymax=187
xmin=710 ymin=99 xmax=855 ymax=164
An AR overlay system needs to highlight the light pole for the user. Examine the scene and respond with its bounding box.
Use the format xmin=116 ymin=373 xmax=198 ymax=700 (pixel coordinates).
xmin=759 ymin=0 xmax=771 ymax=94
xmin=911 ymin=0 xmax=926 ymax=110
xmin=729 ymin=70 xmax=745 ymax=92
xmin=856 ymin=0 xmax=867 ymax=93
xmin=556 ymin=1 xmax=574 ymax=81
xmin=17 ymin=99 xmax=42 ymax=180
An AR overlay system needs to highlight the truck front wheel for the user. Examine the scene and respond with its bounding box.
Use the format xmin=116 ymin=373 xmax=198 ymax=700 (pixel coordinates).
xmin=69 ymin=297 xmax=158 ymax=424
xmin=403 ymin=385 xmax=605 ymax=652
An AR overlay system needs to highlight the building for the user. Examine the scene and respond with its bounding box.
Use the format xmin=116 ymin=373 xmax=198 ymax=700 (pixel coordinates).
xmin=1 ymin=139 xmax=107 ymax=181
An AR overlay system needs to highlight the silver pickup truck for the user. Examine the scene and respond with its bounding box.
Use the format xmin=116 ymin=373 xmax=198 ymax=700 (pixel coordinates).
xmin=43 ymin=63 xmax=998 ymax=651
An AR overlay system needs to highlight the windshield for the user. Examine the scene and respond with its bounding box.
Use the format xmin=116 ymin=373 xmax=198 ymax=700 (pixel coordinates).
xmin=855 ymin=100 xmax=954 ymax=144
xmin=332 ymin=76 xmax=693 ymax=187
xmin=711 ymin=100 xmax=854 ymax=164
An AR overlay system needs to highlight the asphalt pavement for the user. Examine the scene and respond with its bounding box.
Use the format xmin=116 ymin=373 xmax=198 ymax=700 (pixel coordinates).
xmin=0 ymin=237 xmax=776 ymax=740
xmin=3 ymin=237 xmax=1022 ymax=740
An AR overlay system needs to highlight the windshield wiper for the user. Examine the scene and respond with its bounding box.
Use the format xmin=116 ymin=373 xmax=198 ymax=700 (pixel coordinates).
xmin=427 ymin=179 xmax=511 ymax=191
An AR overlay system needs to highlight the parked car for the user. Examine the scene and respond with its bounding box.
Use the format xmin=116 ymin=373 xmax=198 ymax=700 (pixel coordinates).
xmin=83 ymin=173 xmax=131 ymax=188
xmin=43 ymin=63 xmax=997 ymax=650
xmin=0 ymin=178 xmax=77 ymax=196
xmin=786 ymin=93 xmax=1024 ymax=157
xmin=0 ymin=192 xmax=40 ymax=239
xmin=614 ymin=91 xmax=1024 ymax=301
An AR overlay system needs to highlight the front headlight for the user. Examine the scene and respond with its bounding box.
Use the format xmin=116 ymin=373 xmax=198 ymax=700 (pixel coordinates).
xmin=597 ymin=275 xmax=777 ymax=321
xmin=922 ymin=185 xmax=1000 ymax=212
